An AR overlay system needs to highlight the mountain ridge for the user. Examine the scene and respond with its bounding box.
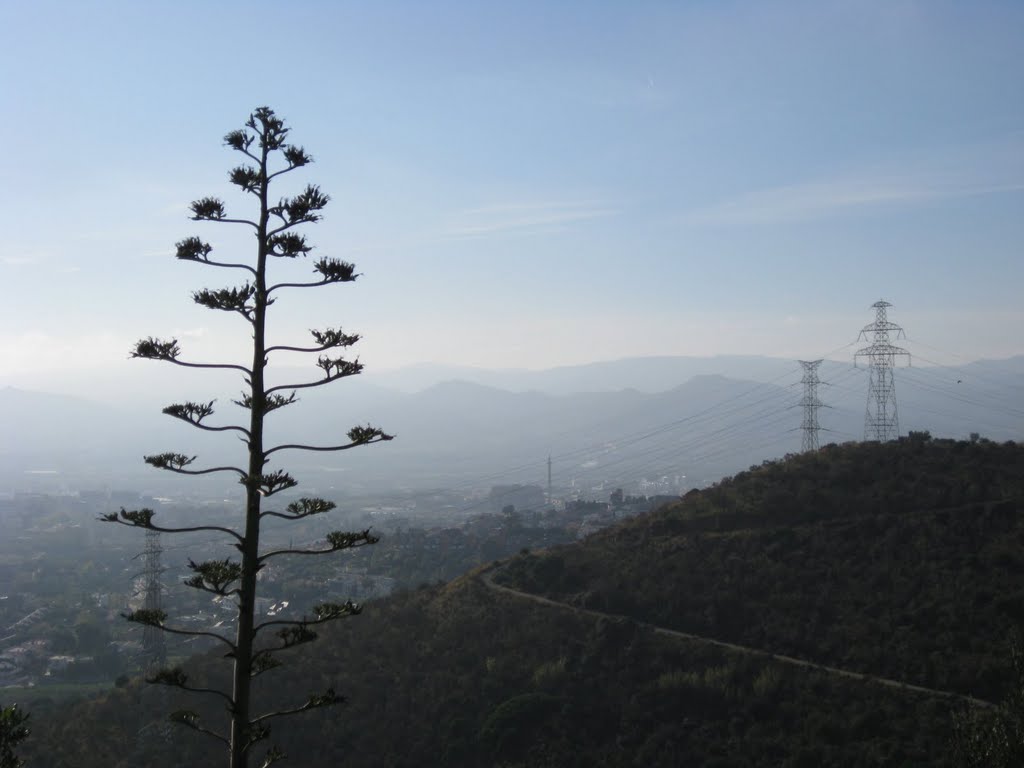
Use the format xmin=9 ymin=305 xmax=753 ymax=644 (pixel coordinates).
xmin=3 ymin=355 xmax=1021 ymax=494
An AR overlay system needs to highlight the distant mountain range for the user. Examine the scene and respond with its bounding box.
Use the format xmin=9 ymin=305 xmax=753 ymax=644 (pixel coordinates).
xmin=2 ymin=354 xmax=1022 ymax=495
xmin=366 ymin=354 xmax=801 ymax=394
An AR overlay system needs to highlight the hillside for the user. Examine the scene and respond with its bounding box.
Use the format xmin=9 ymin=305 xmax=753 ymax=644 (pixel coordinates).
xmin=16 ymin=436 xmax=1024 ymax=767
xmin=499 ymin=434 xmax=1024 ymax=702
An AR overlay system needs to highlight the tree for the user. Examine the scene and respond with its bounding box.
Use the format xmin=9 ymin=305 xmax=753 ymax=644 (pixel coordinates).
xmin=0 ymin=704 xmax=29 ymax=768
xmin=101 ymin=107 xmax=393 ymax=768
xmin=952 ymin=636 xmax=1024 ymax=767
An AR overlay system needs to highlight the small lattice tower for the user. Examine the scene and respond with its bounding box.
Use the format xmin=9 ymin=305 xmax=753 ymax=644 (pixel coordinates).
xmin=130 ymin=531 xmax=172 ymax=758
xmin=547 ymin=455 xmax=553 ymax=506
xmin=141 ymin=530 xmax=166 ymax=670
xmin=854 ymin=300 xmax=911 ymax=442
xmin=798 ymin=360 xmax=824 ymax=452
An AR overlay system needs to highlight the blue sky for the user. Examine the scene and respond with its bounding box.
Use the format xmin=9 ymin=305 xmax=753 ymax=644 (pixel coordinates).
xmin=1 ymin=0 xmax=1022 ymax=394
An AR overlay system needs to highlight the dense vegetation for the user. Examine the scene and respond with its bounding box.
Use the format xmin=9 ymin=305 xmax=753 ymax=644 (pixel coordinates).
xmin=16 ymin=578 xmax=966 ymax=767
xmin=17 ymin=435 xmax=1024 ymax=766
xmin=499 ymin=434 xmax=1024 ymax=703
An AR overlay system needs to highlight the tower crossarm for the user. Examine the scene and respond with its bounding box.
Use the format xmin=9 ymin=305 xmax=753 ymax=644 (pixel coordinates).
xmin=857 ymin=321 xmax=906 ymax=339
xmin=854 ymin=342 xmax=911 ymax=361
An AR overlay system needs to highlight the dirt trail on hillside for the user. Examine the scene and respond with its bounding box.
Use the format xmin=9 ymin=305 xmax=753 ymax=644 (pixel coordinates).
xmin=479 ymin=564 xmax=995 ymax=710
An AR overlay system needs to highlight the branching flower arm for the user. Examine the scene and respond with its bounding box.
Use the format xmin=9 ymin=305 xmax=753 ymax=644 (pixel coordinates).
xmin=264 ymin=425 xmax=393 ymax=457
xmin=144 ymin=453 xmax=247 ymax=478
xmin=232 ymin=391 xmax=297 ymax=415
xmin=167 ymin=359 xmax=253 ymax=375
xmin=264 ymin=343 xmax=326 ymax=354
xmin=267 ymin=257 xmax=358 ymax=294
xmin=197 ymin=216 xmax=259 ymax=228
xmin=132 ymin=337 xmax=253 ymax=376
xmin=123 ymin=609 xmax=236 ymax=649
xmin=253 ymin=601 xmax=363 ymax=636
xmin=163 ymin=401 xmax=251 ymax=438
xmin=264 ymin=356 xmax=364 ymax=395
xmin=264 ymin=376 xmax=353 ymax=394
xmin=265 ymin=327 xmax=360 ymax=356
xmin=149 ymin=667 xmax=234 ymax=706
xmin=99 ymin=507 xmax=244 ymax=544
xmin=259 ymin=497 xmax=335 ymax=521
xmin=243 ymin=471 xmax=298 ymax=496
xmin=193 ymin=283 xmax=260 ymax=322
xmin=190 ymin=197 xmax=258 ymax=229
xmin=176 ymin=237 xmax=258 ymax=275
xmin=265 ymin=145 xmax=312 ymax=182
xmin=183 ymin=558 xmax=243 ymax=596
xmin=265 ymin=184 xmax=330 ymax=237
xmin=169 ymin=710 xmax=230 ymax=746
xmin=250 ymin=689 xmax=343 ymax=725
xmin=258 ymin=530 xmax=379 ymax=563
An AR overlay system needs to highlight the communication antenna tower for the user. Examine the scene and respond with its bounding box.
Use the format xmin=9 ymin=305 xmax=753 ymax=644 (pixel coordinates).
xmin=140 ymin=530 xmax=166 ymax=670
xmin=798 ymin=360 xmax=824 ymax=452
xmin=854 ymin=300 xmax=911 ymax=441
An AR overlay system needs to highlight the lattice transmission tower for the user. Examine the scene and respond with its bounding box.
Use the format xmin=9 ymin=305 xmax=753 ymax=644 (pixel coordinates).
xmin=547 ymin=455 xmax=553 ymax=507
xmin=129 ymin=531 xmax=173 ymax=761
xmin=140 ymin=530 xmax=166 ymax=670
xmin=854 ymin=300 xmax=911 ymax=442
xmin=798 ymin=360 xmax=824 ymax=452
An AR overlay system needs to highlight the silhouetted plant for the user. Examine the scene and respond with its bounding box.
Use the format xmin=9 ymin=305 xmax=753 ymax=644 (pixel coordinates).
xmin=101 ymin=107 xmax=392 ymax=768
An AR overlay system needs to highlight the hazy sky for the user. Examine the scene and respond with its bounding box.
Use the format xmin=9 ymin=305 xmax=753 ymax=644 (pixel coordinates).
xmin=2 ymin=1 xmax=1022 ymax=393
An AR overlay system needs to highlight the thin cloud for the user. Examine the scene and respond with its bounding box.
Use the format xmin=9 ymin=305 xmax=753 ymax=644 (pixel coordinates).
xmin=685 ymin=176 xmax=1024 ymax=225
xmin=683 ymin=138 xmax=1024 ymax=225
xmin=2 ymin=254 xmax=40 ymax=266
xmin=173 ymin=327 xmax=208 ymax=339
xmin=159 ymin=201 xmax=191 ymax=216
xmin=2 ymin=253 xmax=89 ymax=274
xmin=441 ymin=201 xmax=618 ymax=240
xmin=458 ymin=200 xmax=607 ymax=216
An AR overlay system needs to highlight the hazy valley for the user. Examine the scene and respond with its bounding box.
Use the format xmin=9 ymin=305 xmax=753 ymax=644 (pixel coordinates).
xmin=9 ymin=435 xmax=1024 ymax=767
xmin=3 ymin=353 xmax=1022 ymax=497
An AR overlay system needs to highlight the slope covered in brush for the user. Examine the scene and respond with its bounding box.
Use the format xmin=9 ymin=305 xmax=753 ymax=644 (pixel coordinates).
xmin=499 ymin=435 xmax=1024 ymax=702
xmin=23 ymin=574 xmax=966 ymax=768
